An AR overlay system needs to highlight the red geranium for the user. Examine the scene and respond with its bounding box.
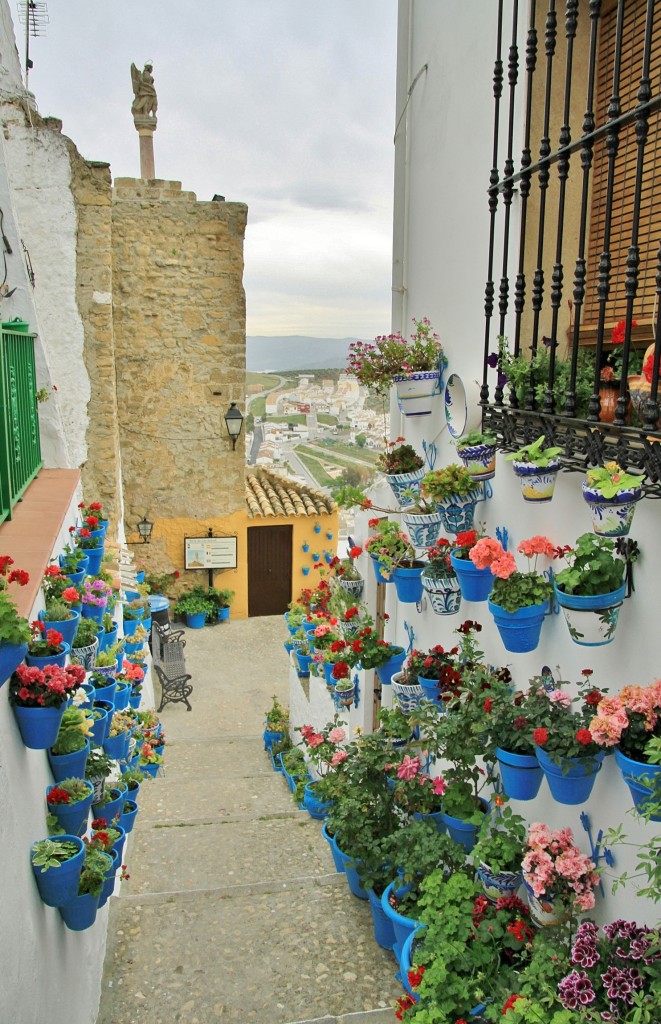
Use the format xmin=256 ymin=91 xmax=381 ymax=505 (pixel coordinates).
xmin=533 ymin=727 xmax=548 ymax=746
xmin=576 ymin=728 xmax=593 ymax=746
xmin=47 ymin=787 xmax=70 ymax=805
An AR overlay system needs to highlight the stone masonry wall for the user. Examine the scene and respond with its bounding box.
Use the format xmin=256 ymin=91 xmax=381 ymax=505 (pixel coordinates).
xmin=111 ymin=179 xmax=247 ymax=537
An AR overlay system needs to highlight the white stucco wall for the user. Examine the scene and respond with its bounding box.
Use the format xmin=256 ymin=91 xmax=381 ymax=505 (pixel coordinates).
xmin=381 ymin=0 xmax=660 ymax=926
xmin=0 ymin=0 xmax=89 ymax=470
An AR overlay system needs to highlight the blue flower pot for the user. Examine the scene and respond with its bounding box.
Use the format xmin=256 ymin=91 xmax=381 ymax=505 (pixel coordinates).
xmin=401 ymin=507 xmax=445 ymax=549
xmin=263 ymin=728 xmax=284 ymax=751
xmin=554 ymin=583 xmax=626 ymax=647
xmin=323 ymin=661 xmax=336 ymax=687
xmin=321 ymin=821 xmax=345 ymax=873
xmin=103 ymin=731 xmax=130 ymax=761
xmin=46 ymin=780 xmax=94 ymax=836
xmin=48 ymin=740 xmax=90 ymax=784
xmin=0 ymin=641 xmax=27 ymax=687
xmin=90 ymin=679 xmax=117 ymax=704
xmin=88 ymin=706 xmax=109 ymax=746
xmin=375 ymin=647 xmax=406 ymax=687
xmin=60 ymin=551 xmax=89 ymax=574
xmin=135 ymin=570 xmax=145 ymax=583
xmin=218 ymin=606 xmax=230 ymax=622
xmin=435 ymin=487 xmax=483 ymax=535
xmin=59 ymin=889 xmax=100 ymax=931
xmin=303 ymin=781 xmax=331 ymax=820
xmin=399 ymin=927 xmax=423 ymax=999
xmin=128 ymin=692 xmax=142 ymax=709
xmin=98 ymin=848 xmax=119 ymax=908
xmin=421 ymin=568 xmax=462 ymax=616
xmin=83 ymin=548 xmax=104 ymax=576
xmin=335 ymin=842 xmax=368 ymax=899
xmin=488 ymin=599 xmax=549 ymax=653
xmin=614 ymin=747 xmax=661 ymax=820
xmin=384 ymin=467 xmax=425 ymax=506
xmin=119 ymin=799 xmax=139 ymax=833
xmin=535 ymin=746 xmax=605 ymax=805
xmin=495 ymin=747 xmax=544 ymax=801
xmin=296 ymin=652 xmax=312 ymax=676
xmin=125 ymin=781 xmax=141 ymax=804
xmin=370 ymin=555 xmax=391 ymax=584
xmin=368 ymin=887 xmax=396 ymax=950
xmin=25 ymin=642 xmax=70 ymax=670
xmin=140 ymin=761 xmax=161 ymax=779
xmin=381 ymin=882 xmax=420 ymax=959
xmin=186 ymin=612 xmax=206 ymax=629
xmin=93 ymin=700 xmax=114 ymax=742
xmin=31 ymin=834 xmax=85 ymax=907
xmin=13 ymin=704 xmax=66 ymax=750
xmin=441 ymin=799 xmax=489 ymax=852
xmin=123 ymin=618 xmax=141 ymax=637
xmin=392 ymin=564 xmax=424 ymax=604
xmin=98 ymin=623 xmax=119 ymax=653
xmin=93 ymin=786 xmax=125 ymax=823
xmin=82 ymin=602 xmax=106 ymax=624
xmin=38 ymin=610 xmax=80 ymax=650
xmin=450 ymin=552 xmax=494 ymax=602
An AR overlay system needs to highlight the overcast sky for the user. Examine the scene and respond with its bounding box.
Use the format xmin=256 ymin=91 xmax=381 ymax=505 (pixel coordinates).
xmin=23 ymin=0 xmax=397 ymax=339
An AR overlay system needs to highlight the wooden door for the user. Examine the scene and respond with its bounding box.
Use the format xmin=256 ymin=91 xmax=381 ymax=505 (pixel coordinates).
xmin=247 ymin=524 xmax=293 ymax=617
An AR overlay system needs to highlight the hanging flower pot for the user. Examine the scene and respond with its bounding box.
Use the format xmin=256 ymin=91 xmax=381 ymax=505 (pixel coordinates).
xmin=97 ymin=848 xmax=119 ymax=909
xmin=495 ymin=747 xmax=544 ymax=801
xmin=71 ymin=637 xmax=99 ymax=671
xmin=384 ymin=467 xmax=426 ymax=506
xmin=38 ymin=610 xmax=80 ymax=650
xmin=401 ymin=507 xmax=445 ymax=549
xmin=450 ymin=552 xmax=493 ymax=602
xmin=391 ymin=671 xmax=425 ymax=716
xmin=534 ymin=746 xmax=605 ymax=805
xmin=421 ymin=565 xmax=462 ymax=615
xmin=393 ymin=369 xmax=442 ymax=416
xmin=456 ymin=442 xmax=497 ymax=482
xmin=488 ymin=599 xmax=549 ymax=654
xmin=0 ymin=641 xmax=28 ymax=687
xmin=476 ymin=862 xmax=523 ymax=902
xmin=31 ymin=835 xmax=86 ymax=908
xmin=13 ymin=704 xmax=66 ymax=750
xmin=59 ymin=890 xmax=103 ymax=931
xmin=46 ymin=780 xmax=95 ymax=837
xmin=295 ymin=650 xmax=312 ymax=676
xmin=581 ymin=478 xmax=644 ymax=537
xmin=392 ymin=563 xmax=425 ymax=604
xmin=119 ymin=799 xmax=139 ymax=833
xmin=333 ymin=681 xmax=356 ymax=708
xmin=434 ymin=488 xmax=483 ymax=535
xmin=338 ymin=576 xmax=364 ymax=599
xmin=441 ymin=798 xmax=489 ymax=853
xmin=511 ymin=459 xmax=561 ymax=502
xmin=48 ymin=740 xmax=90 ymax=785
xmin=375 ymin=646 xmax=406 ymax=687
xmin=614 ymin=747 xmax=661 ymax=821
xmin=370 ymin=555 xmax=391 ymax=584
xmin=554 ymin=582 xmax=626 ymax=647
xmin=25 ymin=641 xmax=70 ymax=670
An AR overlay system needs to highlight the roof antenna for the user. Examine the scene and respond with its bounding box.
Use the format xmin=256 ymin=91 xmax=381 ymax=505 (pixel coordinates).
xmin=17 ymin=1 xmax=49 ymax=87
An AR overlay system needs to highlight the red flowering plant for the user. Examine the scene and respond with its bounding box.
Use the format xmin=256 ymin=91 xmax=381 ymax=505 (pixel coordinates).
xmin=451 ymin=529 xmax=480 ymax=560
xmin=364 ymin=518 xmax=418 ymax=578
xmin=75 ymin=526 xmax=103 ymax=551
xmin=343 ymin=623 xmax=403 ymax=670
xmin=400 ymin=643 xmax=464 ymax=708
xmin=329 ymin=544 xmax=364 ymax=582
xmin=0 ymin=554 xmax=31 ymax=646
xmin=526 ymin=670 xmax=607 ymax=766
xmin=27 ymin=621 xmax=66 ymax=657
xmin=469 ymin=535 xmax=555 ymax=613
xmin=600 ymin=319 xmax=639 ymax=382
xmin=346 ymin=317 xmax=446 ymax=398
xmin=8 ymin=661 xmax=85 ymax=708
xmin=388 ymin=751 xmax=448 ymax=816
xmin=424 ymin=537 xmax=457 ymax=580
xmin=78 ymin=500 xmax=105 ymax=522
xmin=480 ymin=682 xmax=545 ymax=759
xmin=296 ymin=719 xmax=348 ymax=776
xmin=377 ymin=436 xmax=425 ymax=476
xmin=41 ymin=564 xmax=73 ymax=605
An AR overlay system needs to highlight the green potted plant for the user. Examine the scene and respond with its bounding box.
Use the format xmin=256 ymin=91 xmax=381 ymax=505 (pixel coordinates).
xmin=48 ymin=706 xmax=93 ymax=782
xmin=263 ymin=695 xmax=289 ymax=750
xmin=364 ymin=518 xmax=423 ymax=602
xmin=85 ymin=747 xmax=114 ymax=805
xmin=346 ymin=317 xmax=447 ymax=415
xmin=344 ymin=623 xmax=405 ymax=687
xmin=330 ymin=545 xmax=365 ymax=599
xmin=582 ymin=460 xmax=645 ymax=537
xmin=553 ymin=532 xmax=630 ymax=646
xmin=482 ymin=681 xmax=545 ymax=802
xmin=454 ymin=428 xmax=498 ymax=482
xmin=376 ymin=437 xmax=426 ymax=504
xmin=173 ymin=592 xmax=214 ymax=628
xmin=419 ymin=463 xmax=482 ymax=536
xmin=58 ymin=843 xmax=113 ymax=931
xmin=472 ymin=801 xmax=528 ymax=899
xmin=30 ymin=835 xmax=86 ymax=907
xmin=208 ymin=586 xmax=234 ymax=622
xmin=46 ymin=776 xmax=95 ymax=837
xmin=504 ymin=434 xmax=563 ymax=502
xmin=0 ymin=554 xmax=31 ymax=685
xmin=420 ymin=537 xmax=462 ymax=616
xmin=70 ymin=615 xmax=101 ymax=671
xmin=469 ymin=534 xmax=555 ymax=653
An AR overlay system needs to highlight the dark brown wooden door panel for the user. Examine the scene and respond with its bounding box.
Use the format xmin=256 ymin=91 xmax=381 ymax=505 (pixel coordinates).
xmin=248 ymin=524 xmax=293 ymax=617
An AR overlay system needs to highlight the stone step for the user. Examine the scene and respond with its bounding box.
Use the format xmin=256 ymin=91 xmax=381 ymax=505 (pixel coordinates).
xmin=156 ymin=735 xmax=276 ymax=775
xmin=136 ymin=769 xmax=299 ymax=821
xmin=284 ymin=1011 xmax=398 ymax=1024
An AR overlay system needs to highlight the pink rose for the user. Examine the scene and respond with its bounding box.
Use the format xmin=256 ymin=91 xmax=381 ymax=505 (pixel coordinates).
xmin=330 ymin=750 xmax=348 ymax=767
xmin=328 ymin=727 xmax=346 ymax=745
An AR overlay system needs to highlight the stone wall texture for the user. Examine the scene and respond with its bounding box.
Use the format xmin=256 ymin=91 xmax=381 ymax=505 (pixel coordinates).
xmin=110 ymin=179 xmax=248 ymax=536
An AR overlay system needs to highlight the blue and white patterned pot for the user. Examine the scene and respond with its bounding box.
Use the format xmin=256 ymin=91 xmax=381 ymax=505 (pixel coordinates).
xmin=511 ymin=459 xmax=561 ymax=502
xmin=338 ymin=576 xmax=364 ymax=600
xmin=421 ymin=567 xmax=462 ymax=615
xmin=457 ymin=443 xmax=497 ymax=482
xmin=391 ymin=672 xmax=425 ymax=715
xmin=554 ymin=582 xmax=626 ymax=647
xmin=384 ymin=466 xmax=426 ymax=506
xmin=435 ymin=487 xmax=483 ymax=534
xmin=477 ymin=862 xmax=523 ymax=902
xmin=393 ymin=369 xmax=442 ymax=416
xmin=401 ymin=506 xmax=445 ymax=548
xmin=581 ymin=481 xmax=644 ymax=537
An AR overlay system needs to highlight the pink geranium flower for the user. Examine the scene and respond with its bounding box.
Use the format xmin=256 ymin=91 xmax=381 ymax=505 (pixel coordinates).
xmin=397 ymin=754 xmax=421 ymax=781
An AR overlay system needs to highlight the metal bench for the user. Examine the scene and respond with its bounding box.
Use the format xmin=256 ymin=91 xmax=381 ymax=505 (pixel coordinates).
xmin=153 ymin=663 xmax=193 ymax=713
xmin=152 ymin=621 xmax=186 ymax=662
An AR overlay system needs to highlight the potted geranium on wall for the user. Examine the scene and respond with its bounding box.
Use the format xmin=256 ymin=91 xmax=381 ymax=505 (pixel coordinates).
xmin=9 ymin=661 xmax=85 ymax=749
xmin=470 ymin=535 xmax=554 ymax=653
xmin=420 ymin=538 xmax=462 ymax=616
xmin=454 ymin=428 xmax=498 ymax=482
xmin=0 ymin=554 xmax=30 ymax=685
xmin=376 ymin=437 xmax=426 ymax=505
xmin=521 ymin=823 xmax=600 ymax=927
xmin=346 ymin=317 xmax=447 ymax=416
xmin=363 ymin=519 xmax=424 ymax=602
xmin=553 ymin=532 xmax=630 ymax=646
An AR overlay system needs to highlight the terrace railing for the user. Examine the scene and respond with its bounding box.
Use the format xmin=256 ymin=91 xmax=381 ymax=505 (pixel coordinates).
xmin=481 ymin=0 xmax=661 ymax=495
xmin=0 ymin=326 xmax=43 ymax=524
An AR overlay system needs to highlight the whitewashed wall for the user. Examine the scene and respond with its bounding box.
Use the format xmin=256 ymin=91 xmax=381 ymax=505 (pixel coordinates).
xmin=373 ymin=0 xmax=660 ymax=925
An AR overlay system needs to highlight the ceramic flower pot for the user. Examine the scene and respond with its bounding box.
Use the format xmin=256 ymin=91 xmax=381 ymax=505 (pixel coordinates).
xmin=31 ymin=835 xmax=85 ymax=907
xmin=374 ymin=646 xmax=406 ymax=687
xmin=46 ymin=780 xmax=95 ymax=837
xmin=401 ymin=506 xmax=445 ymax=549
xmin=511 ymin=459 xmax=561 ymax=502
xmin=434 ymin=487 xmax=483 ymax=535
xmin=392 ymin=563 xmax=425 ymax=604
xmin=38 ymin=610 xmax=80 ymax=650
xmin=457 ymin=443 xmax=497 ymax=482
xmin=488 ymin=599 xmax=549 ymax=653
xmin=338 ymin=576 xmax=364 ymax=599
xmin=553 ymin=583 xmax=626 ymax=647
xmin=522 ymin=875 xmax=571 ymax=928
xmin=370 ymin=555 xmax=392 ymax=584
xmin=13 ymin=704 xmax=66 ymax=750
xmin=534 ymin=746 xmax=605 ymax=805
xmin=393 ymin=369 xmax=442 ymax=416
xmin=25 ymin=642 xmax=70 ymax=670
xmin=450 ymin=552 xmax=494 ymax=602
xmin=477 ymin=862 xmax=523 ymax=902
xmin=581 ymin=480 xmax=644 ymax=537
xmin=384 ymin=466 xmax=426 ymax=506
xmin=421 ymin=566 xmax=462 ymax=615
xmin=614 ymin=747 xmax=661 ymax=821
xmin=391 ymin=671 xmax=425 ymax=716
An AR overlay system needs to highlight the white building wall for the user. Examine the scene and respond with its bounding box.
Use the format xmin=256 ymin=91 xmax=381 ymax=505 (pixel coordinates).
xmin=384 ymin=0 xmax=659 ymax=925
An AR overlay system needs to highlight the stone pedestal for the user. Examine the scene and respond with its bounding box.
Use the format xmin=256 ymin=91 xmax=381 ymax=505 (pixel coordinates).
xmin=133 ymin=115 xmax=157 ymax=180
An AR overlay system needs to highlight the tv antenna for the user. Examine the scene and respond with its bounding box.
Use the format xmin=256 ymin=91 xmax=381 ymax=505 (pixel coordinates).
xmin=17 ymin=1 xmax=49 ymax=87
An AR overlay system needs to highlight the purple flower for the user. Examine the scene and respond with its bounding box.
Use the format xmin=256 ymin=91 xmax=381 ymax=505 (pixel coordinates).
xmin=487 ymin=352 xmax=499 ymax=368
xmin=572 ymin=939 xmax=600 ymax=968
xmin=558 ymin=970 xmax=596 ymax=1010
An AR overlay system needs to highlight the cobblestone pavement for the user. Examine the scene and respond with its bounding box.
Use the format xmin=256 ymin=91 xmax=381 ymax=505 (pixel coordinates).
xmin=97 ymin=616 xmax=400 ymax=1024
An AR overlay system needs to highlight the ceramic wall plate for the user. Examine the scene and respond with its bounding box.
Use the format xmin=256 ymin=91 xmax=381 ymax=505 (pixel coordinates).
xmin=444 ymin=373 xmax=482 ymax=438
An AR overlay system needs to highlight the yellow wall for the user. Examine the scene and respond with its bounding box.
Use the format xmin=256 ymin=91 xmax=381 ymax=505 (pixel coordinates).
xmin=129 ymin=506 xmax=339 ymax=618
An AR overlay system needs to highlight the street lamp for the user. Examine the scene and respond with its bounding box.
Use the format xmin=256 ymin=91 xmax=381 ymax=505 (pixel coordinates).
xmin=224 ymin=402 xmax=244 ymax=451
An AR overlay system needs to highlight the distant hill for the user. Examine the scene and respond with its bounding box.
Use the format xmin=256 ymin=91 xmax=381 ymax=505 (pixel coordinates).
xmin=247 ymin=335 xmax=357 ymax=372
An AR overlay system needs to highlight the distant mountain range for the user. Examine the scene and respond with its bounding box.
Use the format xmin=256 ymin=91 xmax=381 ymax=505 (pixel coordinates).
xmin=247 ymin=335 xmax=357 ymax=372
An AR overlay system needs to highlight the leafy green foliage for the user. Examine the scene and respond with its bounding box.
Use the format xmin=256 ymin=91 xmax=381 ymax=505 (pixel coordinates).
xmin=553 ymin=533 xmax=627 ymax=596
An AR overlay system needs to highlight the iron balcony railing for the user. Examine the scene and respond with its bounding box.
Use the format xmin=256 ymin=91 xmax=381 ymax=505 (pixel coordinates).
xmin=481 ymin=0 xmax=661 ymax=496
xmin=0 ymin=326 xmax=43 ymax=524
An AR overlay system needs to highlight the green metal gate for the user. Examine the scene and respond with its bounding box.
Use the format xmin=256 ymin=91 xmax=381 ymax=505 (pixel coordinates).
xmin=0 ymin=327 xmax=43 ymax=524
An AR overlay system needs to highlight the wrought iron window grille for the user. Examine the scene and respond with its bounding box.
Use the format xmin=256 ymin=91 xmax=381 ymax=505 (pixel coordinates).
xmin=482 ymin=0 xmax=661 ymax=496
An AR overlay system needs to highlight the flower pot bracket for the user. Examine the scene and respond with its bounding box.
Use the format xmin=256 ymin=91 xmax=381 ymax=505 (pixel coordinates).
xmin=579 ymin=812 xmax=615 ymax=898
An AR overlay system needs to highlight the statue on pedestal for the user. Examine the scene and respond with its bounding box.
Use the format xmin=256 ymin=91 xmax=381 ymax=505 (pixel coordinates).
xmin=131 ymin=62 xmax=158 ymax=120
